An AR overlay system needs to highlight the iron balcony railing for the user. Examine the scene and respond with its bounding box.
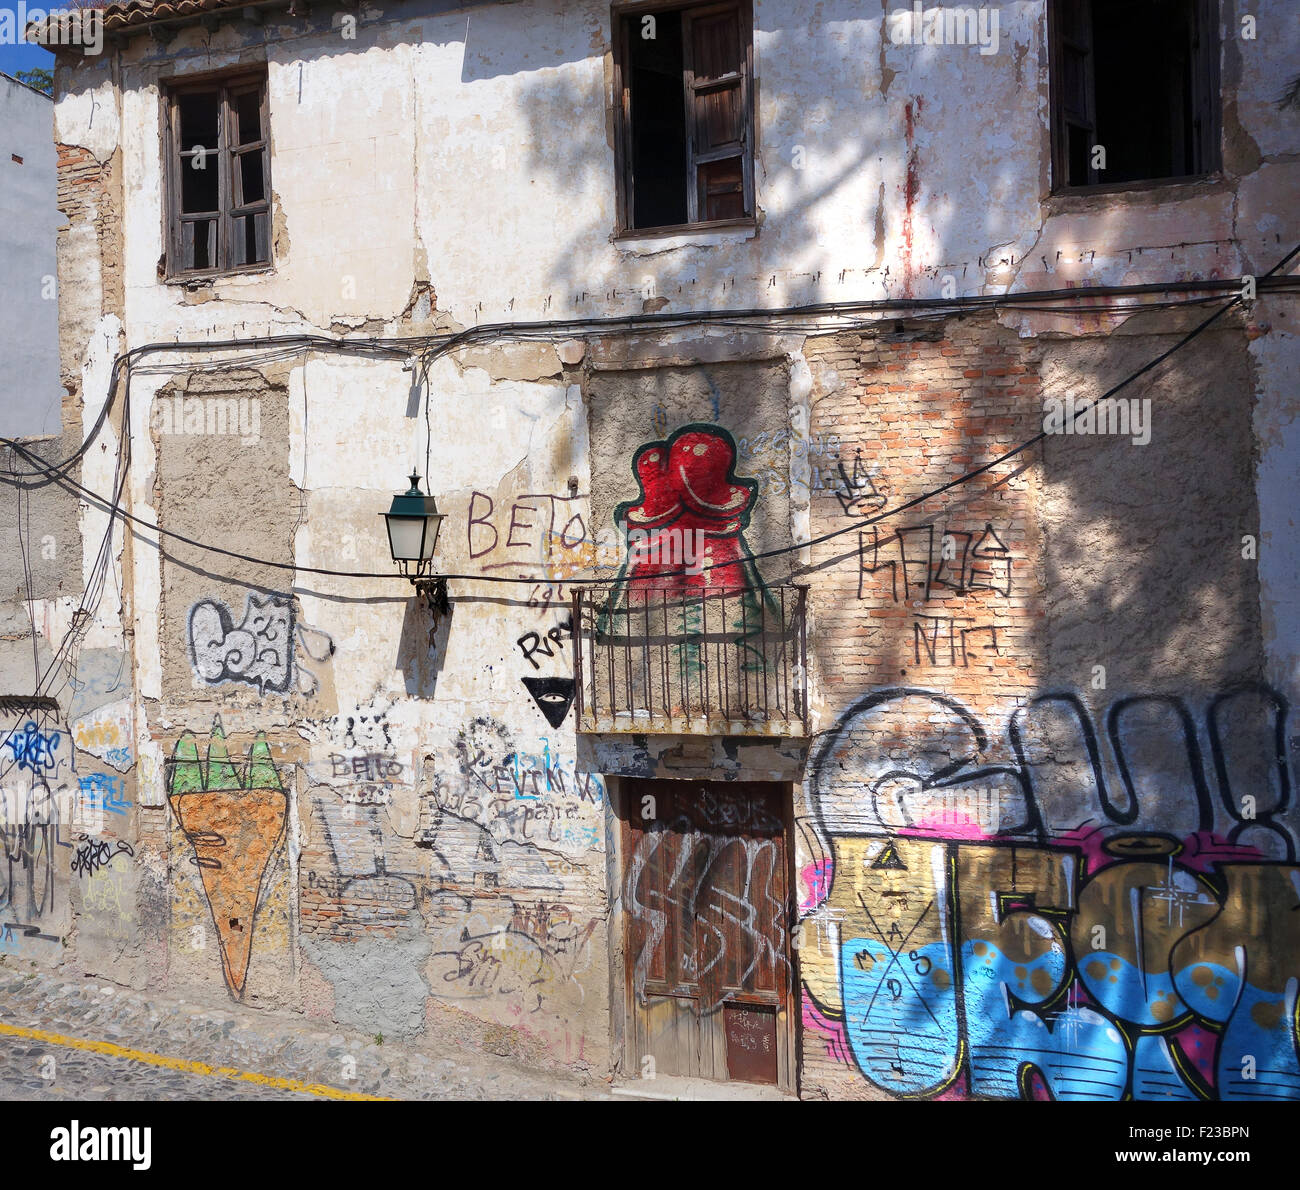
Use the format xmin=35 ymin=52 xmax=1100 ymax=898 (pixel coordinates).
xmin=573 ymin=584 xmax=808 ymax=736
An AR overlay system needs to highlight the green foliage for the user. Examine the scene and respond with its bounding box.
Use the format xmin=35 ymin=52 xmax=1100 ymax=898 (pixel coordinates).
xmin=14 ymin=68 xmax=53 ymax=96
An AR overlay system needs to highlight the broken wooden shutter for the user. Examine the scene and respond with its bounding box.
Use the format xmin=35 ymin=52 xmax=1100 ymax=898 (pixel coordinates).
xmin=1051 ymin=0 xmax=1098 ymax=187
xmin=682 ymin=1 xmax=751 ymax=223
xmin=226 ymin=80 xmax=271 ymax=268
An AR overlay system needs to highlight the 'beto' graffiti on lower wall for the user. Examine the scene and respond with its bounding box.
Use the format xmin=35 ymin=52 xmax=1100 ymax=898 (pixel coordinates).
xmin=799 ymin=686 xmax=1299 ymax=1101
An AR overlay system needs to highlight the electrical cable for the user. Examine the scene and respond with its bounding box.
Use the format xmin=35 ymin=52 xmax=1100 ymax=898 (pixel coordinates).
xmin=32 ymin=374 xmax=134 ymax=708
xmin=0 ymin=378 xmax=132 ymax=759
xmin=2 ymin=247 xmax=1296 ymax=595
xmin=4 ymin=271 xmax=1297 ymax=481
xmin=1 ymin=248 xmax=1295 ymax=729
xmin=9 ymin=265 xmax=1291 ymax=592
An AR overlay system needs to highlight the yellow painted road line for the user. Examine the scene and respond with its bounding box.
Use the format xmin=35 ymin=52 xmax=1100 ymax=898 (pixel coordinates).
xmin=0 ymin=1020 xmax=391 ymax=1101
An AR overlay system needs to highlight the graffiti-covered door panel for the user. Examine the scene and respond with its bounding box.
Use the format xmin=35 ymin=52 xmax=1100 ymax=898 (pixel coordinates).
xmin=624 ymin=779 xmax=794 ymax=1087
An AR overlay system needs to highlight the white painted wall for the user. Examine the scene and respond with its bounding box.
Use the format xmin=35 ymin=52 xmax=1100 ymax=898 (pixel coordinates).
xmin=0 ymin=72 xmax=59 ymax=439
xmin=89 ymin=0 xmax=1300 ymax=697
xmin=78 ymin=0 xmax=1296 ymax=342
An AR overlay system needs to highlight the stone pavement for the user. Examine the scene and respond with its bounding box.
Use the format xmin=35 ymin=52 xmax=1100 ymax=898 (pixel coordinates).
xmin=0 ymin=967 xmax=616 ymax=1101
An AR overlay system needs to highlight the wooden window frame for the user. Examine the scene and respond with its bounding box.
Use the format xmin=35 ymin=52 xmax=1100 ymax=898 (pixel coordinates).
xmin=162 ymin=69 xmax=272 ymax=279
xmin=1047 ymin=0 xmax=1221 ymax=195
xmin=611 ymin=0 xmax=756 ymax=237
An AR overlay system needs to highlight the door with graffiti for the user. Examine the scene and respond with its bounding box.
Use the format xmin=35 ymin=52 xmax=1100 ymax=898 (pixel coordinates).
xmin=623 ymin=780 xmax=796 ymax=1089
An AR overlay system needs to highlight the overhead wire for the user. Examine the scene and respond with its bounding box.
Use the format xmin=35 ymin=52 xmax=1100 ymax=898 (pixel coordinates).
xmin=1 ymin=249 xmax=1297 ymax=603
xmin=5 ymin=271 xmax=1299 ymax=482
xmin=0 ymin=248 xmax=1294 ymax=725
xmin=0 ymin=377 xmax=132 ymax=762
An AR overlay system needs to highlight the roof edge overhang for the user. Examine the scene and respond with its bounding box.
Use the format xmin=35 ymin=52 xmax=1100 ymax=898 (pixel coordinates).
xmin=26 ymin=0 xmax=315 ymax=60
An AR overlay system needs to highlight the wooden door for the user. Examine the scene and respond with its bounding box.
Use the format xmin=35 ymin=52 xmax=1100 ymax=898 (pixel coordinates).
xmin=623 ymin=780 xmax=795 ymax=1088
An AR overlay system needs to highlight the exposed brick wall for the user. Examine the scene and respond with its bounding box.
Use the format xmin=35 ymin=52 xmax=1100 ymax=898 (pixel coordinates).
xmin=797 ymin=316 xmax=1049 ymax=1098
xmin=793 ymin=315 xmax=1285 ymax=1103
xmin=55 ymin=142 xmax=124 ymax=388
xmin=805 ymin=317 xmax=1046 ymax=724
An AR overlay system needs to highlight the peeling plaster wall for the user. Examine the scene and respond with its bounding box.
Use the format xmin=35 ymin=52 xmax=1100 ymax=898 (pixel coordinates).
xmin=0 ymin=39 xmax=134 ymax=983
xmin=27 ymin=0 xmax=1300 ymax=1094
xmin=126 ymin=342 xmax=611 ymax=1059
xmin=0 ymin=436 xmax=85 ymax=971
xmin=70 ymin=0 xmax=1296 ymax=337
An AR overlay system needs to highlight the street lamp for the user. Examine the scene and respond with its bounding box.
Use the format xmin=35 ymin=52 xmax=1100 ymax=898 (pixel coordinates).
xmin=382 ymin=472 xmax=449 ymax=617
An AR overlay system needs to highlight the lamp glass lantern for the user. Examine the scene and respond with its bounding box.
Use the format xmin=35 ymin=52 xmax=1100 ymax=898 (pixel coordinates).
xmin=382 ymin=472 xmax=445 ymax=579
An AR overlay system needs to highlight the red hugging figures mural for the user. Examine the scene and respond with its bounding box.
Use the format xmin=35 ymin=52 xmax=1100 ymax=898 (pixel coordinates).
xmin=612 ymin=423 xmax=770 ymax=596
xmin=603 ymin=424 xmax=777 ymax=678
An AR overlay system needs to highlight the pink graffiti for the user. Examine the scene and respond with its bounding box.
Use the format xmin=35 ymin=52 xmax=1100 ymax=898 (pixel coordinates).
xmin=1169 ymin=1021 xmax=1218 ymax=1088
xmin=1055 ymin=825 xmax=1268 ymax=875
xmin=802 ymin=997 xmax=851 ymax=1067
xmin=798 ymin=859 xmax=832 ymax=911
xmin=901 ymin=812 xmax=990 ymax=841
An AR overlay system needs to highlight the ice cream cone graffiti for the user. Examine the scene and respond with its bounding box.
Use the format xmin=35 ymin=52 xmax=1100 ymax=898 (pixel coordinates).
xmin=168 ymin=721 xmax=287 ymax=999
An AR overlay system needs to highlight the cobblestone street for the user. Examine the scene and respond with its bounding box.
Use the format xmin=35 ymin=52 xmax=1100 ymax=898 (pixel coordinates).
xmin=0 ymin=968 xmax=612 ymax=1101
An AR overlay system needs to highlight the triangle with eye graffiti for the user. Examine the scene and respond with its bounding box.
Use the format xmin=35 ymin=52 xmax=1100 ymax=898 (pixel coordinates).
xmin=521 ymin=677 xmax=575 ymax=728
xmin=871 ymin=840 xmax=908 ymax=870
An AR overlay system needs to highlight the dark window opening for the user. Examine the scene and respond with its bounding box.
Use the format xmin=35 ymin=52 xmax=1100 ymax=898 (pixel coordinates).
xmin=235 ymin=89 xmax=262 ymax=146
xmin=165 ymin=73 xmax=272 ymax=276
xmin=179 ymin=89 xmax=219 ymax=152
xmin=628 ymin=14 xmax=688 ymax=229
xmin=1051 ymin=0 xmax=1219 ymax=190
xmin=616 ymin=1 xmax=754 ymax=232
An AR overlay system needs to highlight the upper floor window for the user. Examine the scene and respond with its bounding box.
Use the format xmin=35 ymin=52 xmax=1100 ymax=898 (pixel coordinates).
xmin=1049 ymin=0 xmax=1220 ymax=190
xmin=163 ymin=71 xmax=271 ymax=276
xmin=613 ymin=0 xmax=754 ymax=233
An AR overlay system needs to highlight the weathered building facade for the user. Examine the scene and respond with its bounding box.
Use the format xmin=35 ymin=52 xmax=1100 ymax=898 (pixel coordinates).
xmin=9 ymin=0 xmax=1299 ymax=1099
